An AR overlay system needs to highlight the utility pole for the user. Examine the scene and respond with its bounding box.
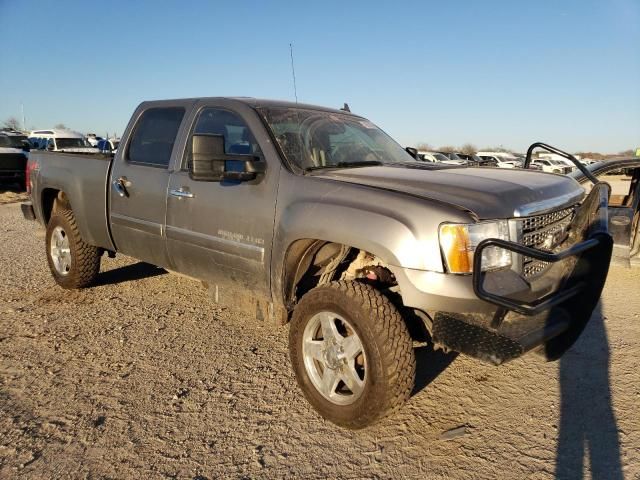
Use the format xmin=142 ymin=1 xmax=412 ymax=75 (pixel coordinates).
xmin=21 ymin=102 xmax=26 ymax=131
xmin=289 ymin=43 xmax=298 ymax=103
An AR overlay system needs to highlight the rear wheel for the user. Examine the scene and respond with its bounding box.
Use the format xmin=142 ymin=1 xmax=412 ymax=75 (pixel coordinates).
xmin=289 ymin=281 xmax=415 ymax=429
xmin=45 ymin=209 xmax=100 ymax=289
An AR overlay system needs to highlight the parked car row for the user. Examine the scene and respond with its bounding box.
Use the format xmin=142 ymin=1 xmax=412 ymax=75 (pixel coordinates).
xmin=417 ymin=150 xmax=535 ymax=169
xmin=413 ymin=148 xmax=601 ymax=175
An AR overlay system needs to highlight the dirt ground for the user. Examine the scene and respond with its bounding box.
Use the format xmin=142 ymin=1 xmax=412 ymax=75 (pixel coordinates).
xmin=0 ymin=184 xmax=28 ymax=205
xmin=1 ymin=200 xmax=639 ymax=479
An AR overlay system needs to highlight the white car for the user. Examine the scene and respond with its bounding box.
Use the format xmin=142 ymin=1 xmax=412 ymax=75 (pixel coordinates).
xmin=418 ymin=151 xmax=466 ymax=165
xmin=478 ymin=155 xmax=516 ymax=168
xmin=531 ymin=159 xmax=573 ymax=174
xmin=85 ymin=134 xmax=105 ymax=147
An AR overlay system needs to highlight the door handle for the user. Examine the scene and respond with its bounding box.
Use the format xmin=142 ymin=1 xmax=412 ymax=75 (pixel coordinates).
xmin=169 ymin=188 xmax=195 ymax=199
xmin=112 ymin=177 xmax=129 ymax=198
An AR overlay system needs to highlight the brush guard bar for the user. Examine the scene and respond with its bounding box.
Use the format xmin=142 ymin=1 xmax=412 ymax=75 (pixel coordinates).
xmin=524 ymin=142 xmax=599 ymax=185
xmin=431 ymin=182 xmax=613 ymax=364
xmin=473 ymin=181 xmax=612 ymax=315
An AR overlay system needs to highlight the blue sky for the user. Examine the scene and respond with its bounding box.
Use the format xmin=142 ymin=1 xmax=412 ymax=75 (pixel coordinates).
xmin=1 ymin=0 xmax=638 ymax=152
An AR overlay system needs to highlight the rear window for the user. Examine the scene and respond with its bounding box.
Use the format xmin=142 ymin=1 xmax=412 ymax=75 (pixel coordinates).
xmin=56 ymin=138 xmax=87 ymax=149
xmin=127 ymin=107 xmax=185 ymax=167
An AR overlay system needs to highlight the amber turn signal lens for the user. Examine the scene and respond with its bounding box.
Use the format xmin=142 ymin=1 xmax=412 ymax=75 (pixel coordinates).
xmin=439 ymin=224 xmax=472 ymax=274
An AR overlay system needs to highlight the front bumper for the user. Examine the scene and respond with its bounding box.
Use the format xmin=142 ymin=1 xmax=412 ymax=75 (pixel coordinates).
xmin=401 ymin=183 xmax=613 ymax=365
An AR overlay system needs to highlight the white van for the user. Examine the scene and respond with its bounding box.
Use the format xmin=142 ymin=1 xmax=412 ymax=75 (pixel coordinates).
xmin=29 ymin=129 xmax=98 ymax=153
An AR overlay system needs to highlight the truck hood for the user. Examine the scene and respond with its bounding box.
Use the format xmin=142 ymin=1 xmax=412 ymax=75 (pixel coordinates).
xmin=314 ymin=165 xmax=585 ymax=219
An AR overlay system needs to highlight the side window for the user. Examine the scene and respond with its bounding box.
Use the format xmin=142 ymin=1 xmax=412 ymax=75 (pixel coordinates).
xmin=184 ymin=108 xmax=261 ymax=169
xmin=127 ymin=107 xmax=185 ymax=167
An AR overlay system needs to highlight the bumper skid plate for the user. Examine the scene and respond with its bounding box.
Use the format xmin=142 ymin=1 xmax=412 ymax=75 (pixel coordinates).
xmin=432 ymin=183 xmax=613 ymax=365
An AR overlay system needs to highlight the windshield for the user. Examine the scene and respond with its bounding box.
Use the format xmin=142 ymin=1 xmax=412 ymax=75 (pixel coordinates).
xmin=56 ymin=138 xmax=89 ymax=149
xmin=257 ymin=107 xmax=416 ymax=170
xmin=0 ymin=135 xmax=28 ymax=148
xmin=432 ymin=153 xmax=450 ymax=162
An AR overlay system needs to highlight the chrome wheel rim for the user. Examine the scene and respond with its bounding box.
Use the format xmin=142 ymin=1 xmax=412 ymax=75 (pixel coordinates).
xmin=302 ymin=311 xmax=367 ymax=406
xmin=50 ymin=226 xmax=71 ymax=276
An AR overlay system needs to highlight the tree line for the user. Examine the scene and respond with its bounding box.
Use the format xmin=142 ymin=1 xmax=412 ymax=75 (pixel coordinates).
xmin=2 ymin=116 xmax=66 ymax=132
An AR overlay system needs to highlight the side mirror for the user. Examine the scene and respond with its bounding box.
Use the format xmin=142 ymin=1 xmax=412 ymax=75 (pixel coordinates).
xmin=190 ymin=133 xmax=265 ymax=182
xmin=405 ymin=146 xmax=419 ymax=160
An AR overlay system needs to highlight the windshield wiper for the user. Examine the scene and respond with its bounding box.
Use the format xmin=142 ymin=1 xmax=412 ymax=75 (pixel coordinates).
xmin=304 ymin=160 xmax=383 ymax=172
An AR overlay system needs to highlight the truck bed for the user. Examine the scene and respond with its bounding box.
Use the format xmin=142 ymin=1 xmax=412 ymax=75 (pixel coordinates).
xmin=30 ymin=151 xmax=115 ymax=251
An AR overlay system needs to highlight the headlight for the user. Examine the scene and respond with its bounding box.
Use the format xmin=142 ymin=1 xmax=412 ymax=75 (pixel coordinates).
xmin=439 ymin=220 xmax=511 ymax=274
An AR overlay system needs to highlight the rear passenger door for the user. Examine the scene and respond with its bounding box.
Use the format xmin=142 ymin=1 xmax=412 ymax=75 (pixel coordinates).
xmin=109 ymin=104 xmax=187 ymax=268
xmin=165 ymin=101 xmax=281 ymax=297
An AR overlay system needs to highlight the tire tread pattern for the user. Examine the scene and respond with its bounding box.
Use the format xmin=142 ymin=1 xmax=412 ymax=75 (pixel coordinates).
xmin=333 ymin=281 xmax=415 ymax=420
xmin=291 ymin=280 xmax=415 ymax=428
xmin=47 ymin=209 xmax=100 ymax=289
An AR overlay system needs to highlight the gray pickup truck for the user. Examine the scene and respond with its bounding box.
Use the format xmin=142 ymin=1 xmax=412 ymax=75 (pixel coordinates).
xmin=23 ymin=98 xmax=613 ymax=429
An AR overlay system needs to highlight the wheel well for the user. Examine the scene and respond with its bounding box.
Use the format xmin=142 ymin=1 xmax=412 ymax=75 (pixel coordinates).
xmin=282 ymin=240 xmax=396 ymax=311
xmin=41 ymin=189 xmax=71 ymax=224
xmin=282 ymin=239 xmax=431 ymax=341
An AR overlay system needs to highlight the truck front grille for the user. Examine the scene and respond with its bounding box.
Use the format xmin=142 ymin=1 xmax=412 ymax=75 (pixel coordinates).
xmin=518 ymin=206 xmax=576 ymax=278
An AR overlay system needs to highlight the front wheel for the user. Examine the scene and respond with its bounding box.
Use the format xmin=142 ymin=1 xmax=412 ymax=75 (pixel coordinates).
xmin=45 ymin=209 xmax=101 ymax=289
xmin=289 ymin=281 xmax=416 ymax=429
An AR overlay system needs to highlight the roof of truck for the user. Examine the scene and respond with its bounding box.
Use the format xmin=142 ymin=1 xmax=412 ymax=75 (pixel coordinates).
xmin=139 ymin=97 xmax=362 ymax=117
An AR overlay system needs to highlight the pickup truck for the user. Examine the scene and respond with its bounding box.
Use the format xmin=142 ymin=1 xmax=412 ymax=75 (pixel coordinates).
xmin=22 ymin=98 xmax=613 ymax=429
xmin=0 ymin=131 xmax=29 ymax=185
xmin=570 ymin=158 xmax=640 ymax=267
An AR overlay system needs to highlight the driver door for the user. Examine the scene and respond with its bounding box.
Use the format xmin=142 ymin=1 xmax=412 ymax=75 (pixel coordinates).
xmin=165 ymin=103 xmax=280 ymax=296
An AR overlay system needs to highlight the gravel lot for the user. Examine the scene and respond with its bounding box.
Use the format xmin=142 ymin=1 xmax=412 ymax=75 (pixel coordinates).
xmin=1 ymin=198 xmax=639 ymax=479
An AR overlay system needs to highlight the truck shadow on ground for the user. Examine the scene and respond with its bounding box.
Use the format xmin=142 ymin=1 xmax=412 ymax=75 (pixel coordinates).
xmin=96 ymin=262 xmax=167 ymax=286
xmin=411 ymin=345 xmax=457 ymax=397
xmin=555 ymin=302 xmax=623 ymax=480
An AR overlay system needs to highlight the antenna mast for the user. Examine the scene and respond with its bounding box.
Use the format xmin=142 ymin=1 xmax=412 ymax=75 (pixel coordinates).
xmin=289 ymin=43 xmax=298 ymax=103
